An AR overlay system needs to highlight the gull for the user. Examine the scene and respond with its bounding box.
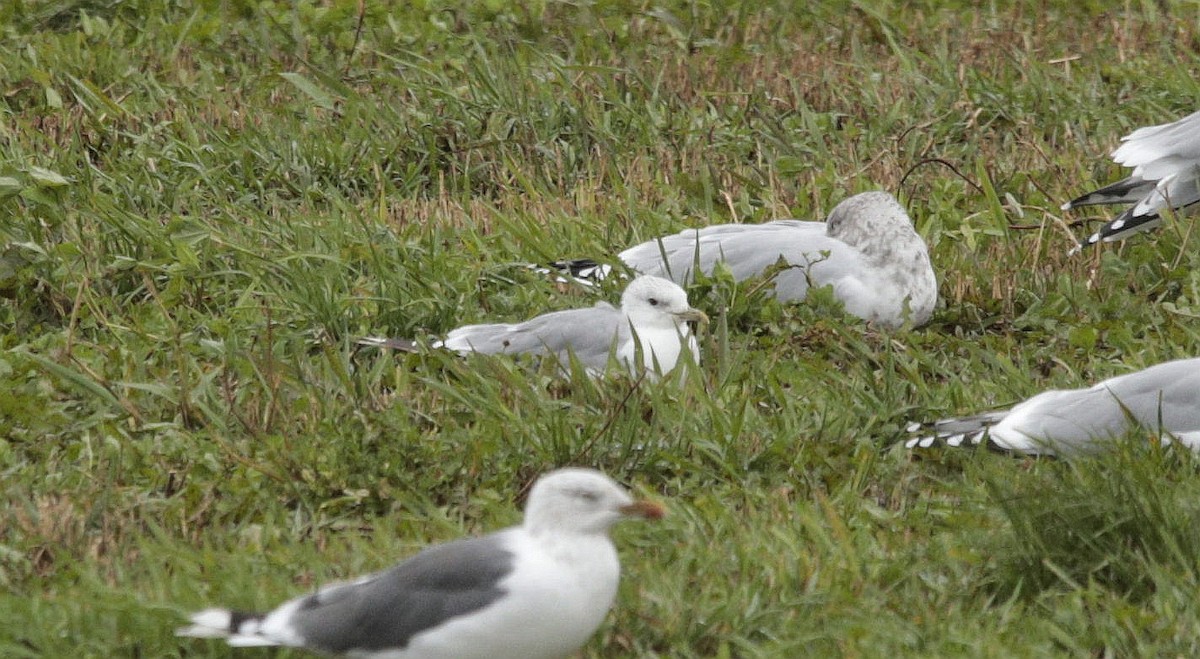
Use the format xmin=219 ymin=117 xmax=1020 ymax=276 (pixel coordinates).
xmin=617 ymin=191 xmax=937 ymax=329
xmin=1064 ymin=110 xmax=1200 ymax=252
xmin=904 ymin=357 xmax=1200 ymax=456
xmin=177 ymin=468 xmax=665 ymax=658
xmin=360 ymin=275 xmax=707 ymax=376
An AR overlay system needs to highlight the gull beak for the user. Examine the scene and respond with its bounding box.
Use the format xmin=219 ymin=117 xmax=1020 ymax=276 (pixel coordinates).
xmin=673 ymin=307 xmax=709 ymax=324
xmin=619 ymin=499 xmax=666 ymax=520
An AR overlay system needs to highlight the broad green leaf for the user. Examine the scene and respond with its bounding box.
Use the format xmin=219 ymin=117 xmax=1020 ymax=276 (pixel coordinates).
xmin=17 ymin=349 xmax=122 ymax=410
xmin=27 ymin=166 xmax=70 ymax=187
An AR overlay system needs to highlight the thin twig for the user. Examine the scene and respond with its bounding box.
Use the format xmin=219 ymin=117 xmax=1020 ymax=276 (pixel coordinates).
xmin=345 ymin=0 xmax=367 ymax=75
xmin=899 ymin=157 xmax=986 ymax=197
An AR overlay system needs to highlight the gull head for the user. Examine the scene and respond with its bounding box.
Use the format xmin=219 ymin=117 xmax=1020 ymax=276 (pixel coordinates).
xmin=825 ymin=191 xmax=919 ymax=255
xmin=523 ymin=468 xmax=665 ymax=536
xmin=620 ymin=275 xmax=708 ymax=329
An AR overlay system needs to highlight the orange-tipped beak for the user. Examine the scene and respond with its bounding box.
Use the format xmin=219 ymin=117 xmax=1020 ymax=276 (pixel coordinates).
xmin=620 ymin=499 xmax=666 ymax=520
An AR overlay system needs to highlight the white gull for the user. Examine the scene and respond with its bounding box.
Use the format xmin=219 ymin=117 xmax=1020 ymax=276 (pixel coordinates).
xmin=177 ymin=468 xmax=665 ymax=658
xmin=617 ymin=191 xmax=937 ymax=329
xmin=360 ymin=275 xmax=706 ymax=377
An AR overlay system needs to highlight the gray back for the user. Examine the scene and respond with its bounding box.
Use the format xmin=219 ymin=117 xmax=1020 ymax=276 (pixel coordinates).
xmin=292 ymin=533 xmax=516 ymax=653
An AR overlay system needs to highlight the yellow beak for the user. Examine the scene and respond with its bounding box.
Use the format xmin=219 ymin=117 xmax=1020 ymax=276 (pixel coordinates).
xmin=674 ymin=308 xmax=709 ymax=324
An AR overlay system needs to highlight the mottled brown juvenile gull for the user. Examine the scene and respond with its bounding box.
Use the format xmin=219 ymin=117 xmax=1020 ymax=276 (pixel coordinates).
xmin=360 ymin=275 xmax=707 ymax=376
xmin=177 ymin=468 xmax=665 ymax=658
xmin=617 ymin=191 xmax=937 ymax=329
xmin=904 ymin=357 xmax=1200 ymax=456
xmin=1065 ymin=110 xmax=1200 ymax=252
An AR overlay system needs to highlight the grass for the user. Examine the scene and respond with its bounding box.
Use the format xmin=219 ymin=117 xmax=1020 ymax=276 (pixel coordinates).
xmin=3 ymin=0 xmax=1200 ymax=656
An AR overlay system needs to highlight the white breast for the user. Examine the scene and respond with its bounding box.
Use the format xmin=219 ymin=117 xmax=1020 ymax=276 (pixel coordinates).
xmin=617 ymin=325 xmax=696 ymax=374
xmin=388 ymin=533 xmax=621 ymax=659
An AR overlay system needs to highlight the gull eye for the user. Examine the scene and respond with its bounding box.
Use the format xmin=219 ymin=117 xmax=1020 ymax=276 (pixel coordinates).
xmin=648 ymin=298 xmax=659 ymax=306
xmin=575 ymin=489 xmax=600 ymax=503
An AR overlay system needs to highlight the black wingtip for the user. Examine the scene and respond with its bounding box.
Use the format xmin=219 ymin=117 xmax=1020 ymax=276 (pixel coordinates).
xmin=228 ymin=610 xmax=264 ymax=632
xmin=1061 ymin=176 xmax=1152 ymax=211
xmin=545 ymin=259 xmax=612 ymax=281
xmin=904 ymin=430 xmax=987 ymax=451
xmin=903 ymin=431 xmax=1053 ymax=458
xmin=549 ymin=258 xmax=601 ymax=271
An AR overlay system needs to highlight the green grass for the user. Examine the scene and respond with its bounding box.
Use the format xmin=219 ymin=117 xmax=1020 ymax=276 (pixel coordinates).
xmin=4 ymin=0 xmax=1200 ymax=656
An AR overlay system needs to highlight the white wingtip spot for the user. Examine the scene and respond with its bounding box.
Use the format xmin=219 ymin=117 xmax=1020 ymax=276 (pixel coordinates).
xmin=192 ymin=608 xmax=232 ymax=629
xmin=584 ymin=264 xmax=614 ymax=281
xmin=176 ymin=608 xmax=233 ymax=638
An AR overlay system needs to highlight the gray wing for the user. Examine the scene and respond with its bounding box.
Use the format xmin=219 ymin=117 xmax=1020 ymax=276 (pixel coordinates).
xmin=1112 ymin=110 xmax=1200 ymax=178
xmin=987 ymin=358 xmax=1200 ymax=455
xmin=442 ymin=303 xmax=628 ymax=371
xmin=1128 ymin=168 xmax=1200 ymax=218
xmin=618 ymin=221 xmax=868 ymax=302
xmin=290 ymin=533 xmax=517 ymax=654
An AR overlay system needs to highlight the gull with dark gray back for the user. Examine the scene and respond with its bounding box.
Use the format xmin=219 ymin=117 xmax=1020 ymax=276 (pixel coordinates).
xmin=177 ymin=468 xmax=665 ymax=658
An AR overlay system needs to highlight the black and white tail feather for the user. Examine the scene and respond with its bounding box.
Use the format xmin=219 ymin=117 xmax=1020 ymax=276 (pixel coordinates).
xmin=1062 ymin=176 xmax=1155 ymax=210
xmin=526 ymin=259 xmax=615 ymax=286
xmin=1066 ymin=196 xmax=1175 ymax=254
xmin=176 ymin=608 xmax=276 ymax=647
xmin=904 ymin=413 xmax=1019 ymax=454
xmin=1064 ymin=109 xmax=1200 ymax=253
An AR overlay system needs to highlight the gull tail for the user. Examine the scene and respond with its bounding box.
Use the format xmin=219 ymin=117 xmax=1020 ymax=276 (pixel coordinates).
xmin=903 ymin=412 xmax=1011 ymax=452
xmin=176 ymin=608 xmax=276 ymax=646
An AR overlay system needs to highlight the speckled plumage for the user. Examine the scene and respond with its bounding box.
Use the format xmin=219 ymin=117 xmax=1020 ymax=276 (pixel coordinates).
xmin=618 ymin=191 xmax=937 ymax=329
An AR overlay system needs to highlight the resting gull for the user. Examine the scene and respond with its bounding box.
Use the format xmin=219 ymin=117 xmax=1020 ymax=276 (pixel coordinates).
xmin=1064 ymin=110 xmax=1200 ymax=252
xmin=177 ymin=468 xmax=665 ymax=658
xmin=360 ymin=275 xmax=706 ymax=376
xmin=904 ymin=357 xmax=1200 ymax=456
xmin=617 ymin=191 xmax=937 ymax=329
